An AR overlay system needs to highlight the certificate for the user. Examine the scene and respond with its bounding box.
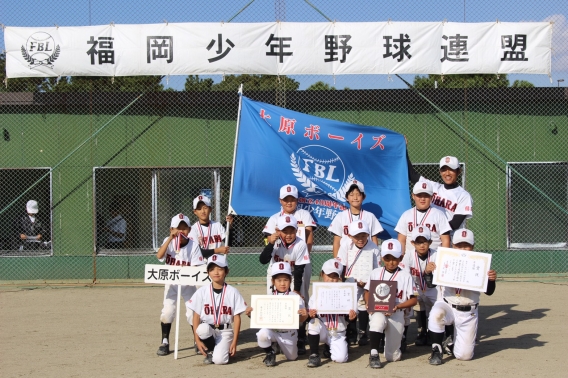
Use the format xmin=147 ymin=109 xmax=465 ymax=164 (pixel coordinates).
xmin=249 ymin=295 xmax=300 ymax=329
xmin=312 ymin=282 xmax=357 ymax=314
xmin=432 ymin=247 xmax=492 ymax=292
xmin=344 ymin=249 xmax=373 ymax=283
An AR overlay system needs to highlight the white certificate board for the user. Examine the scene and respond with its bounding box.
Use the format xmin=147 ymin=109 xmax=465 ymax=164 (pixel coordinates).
xmin=312 ymin=282 xmax=357 ymax=314
xmin=144 ymin=264 xmax=210 ymax=286
xmin=345 ymin=249 xmax=373 ymax=283
xmin=432 ymin=247 xmax=492 ymax=292
xmin=249 ymin=295 xmax=300 ymax=330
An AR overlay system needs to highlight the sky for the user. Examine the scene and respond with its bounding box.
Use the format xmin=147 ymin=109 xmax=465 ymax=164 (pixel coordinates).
xmin=1 ymin=0 xmax=566 ymax=90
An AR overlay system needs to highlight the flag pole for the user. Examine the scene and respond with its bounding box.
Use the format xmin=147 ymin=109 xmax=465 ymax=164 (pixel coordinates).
xmin=225 ymin=84 xmax=244 ymax=247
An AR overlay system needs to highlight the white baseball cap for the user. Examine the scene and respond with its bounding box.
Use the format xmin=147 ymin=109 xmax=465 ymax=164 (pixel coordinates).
xmin=322 ymin=259 xmax=343 ymax=276
xmin=380 ymin=239 xmax=402 ymax=258
xmin=170 ymin=213 xmax=190 ymax=228
xmin=411 ymin=226 xmax=432 ymax=241
xmin=26 ymin=200 xmax=39 ymax=214
xmin=279 ymin=184 xmax=299 ymax=199
xmin=348 ymin=220 xmax=370 ymax=236
xmin=193 ymin=195 xmax=212 ymax=209
xmin=413 ymin=181 xmax=433 ymax=196
xmin=271 ymin=261 xmax=292 ymax=277
xmin=347 ymin=179 xmax=365 ymax=193
xmin=453 ymin=229 xmax=475 ymax=245
xmin=439 ymin=156 xmax=460 ymax=170
xmin=277 ymin=214 xmax=298 ymax=230
xmin=207 ymin=254 xmax=228 ymax=269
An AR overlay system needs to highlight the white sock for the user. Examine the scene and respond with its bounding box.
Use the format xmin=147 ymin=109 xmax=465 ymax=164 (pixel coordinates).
xmin=162 ymin=338 xmax=169 ymax=345
xmin=371 ymin=349 xmax=378 ymax=356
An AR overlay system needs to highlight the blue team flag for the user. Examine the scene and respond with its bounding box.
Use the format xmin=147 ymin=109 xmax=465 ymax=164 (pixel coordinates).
xmin=229 ymin=95 xmax=410 ymax=239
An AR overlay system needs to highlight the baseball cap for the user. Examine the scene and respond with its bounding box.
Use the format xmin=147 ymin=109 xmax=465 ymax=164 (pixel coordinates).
xmin=347 ymin=179 xmax=365 ymax=193
xmin=277 ymin=215 xmax=298 ymax=230
xmin=348 ymin=220 xmax=370 ymax=236
xmin=411 ymin=226 xmax=432 ymax=241
xmin=321 ymin=259 xmax=343 ymax=276
xmin=26 ymin=200 xmax=39 ymax=214
xmin=439 ymin=156 xmax=460 ymax=170
xmin=207 ymin=254 xmax=228 ymax=269
xmin=452 ymin=229 xmax=475 ymax=245
xmin=193 ymin=195 xmax=212 ymax=209
xmin=380 ymin=239 xmax=402 ymax=258
xmin=170 ymin=213 xmax=190 ymax=228
xmin=271 ymin=261 xmax=292 ymax=277
xmin=413 ymin=181 xmax=433 ymax=196
xmin=279 ymin=184 xmax=299 ymax=199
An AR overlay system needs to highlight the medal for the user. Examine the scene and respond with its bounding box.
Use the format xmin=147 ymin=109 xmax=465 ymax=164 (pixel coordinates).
xmin=175 ymin=233 xmax=188 ymax=254
xmin=329 ymin=328 xmax=338 ymax=337
xmin=197 ymin=222 xmax=212 ymax=249
xmin=326 ymin=314 xmax=339 ymax=337
xmin=456 ymin=288 xmax=462 ymax=297
xmin=209 ymin=283 xmax=228 ymax=328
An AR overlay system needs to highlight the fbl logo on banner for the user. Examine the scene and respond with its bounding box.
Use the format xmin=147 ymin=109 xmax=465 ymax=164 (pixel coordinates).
xmin=21 ymin=32 xmax=60 ymax=69
xmin=291 ymin=145 xmax=354 ymax=201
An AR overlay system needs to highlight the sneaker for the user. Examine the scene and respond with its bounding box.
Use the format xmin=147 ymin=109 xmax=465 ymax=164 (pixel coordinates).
xmin=156 ymin=343 xmax=169 ymax=356
xmin=415 ymin=333 xmax=427 ymax=346
xmin=307 ymin=353 xmax=321 ymax=367
xmin=323 ymin=344 xmax=331 ymax=358
xmin=400 ymin=338 xmax=407 ymax=353
xmin=348 ymin=335 xmax=358 ymax=345
xmin=297 ymin=338 xmax=306 ymax=355
xmin=429 ymin=347 xmax=443 ymax=365
xmin=263 ymin=352 xmax=276 ymax=367
xmin=203 ymin=351 xmax=214 ymax=365
xmin=443 ymin=336 xmax=454 ymax=356
xmin=358 ymin=331 xmax=369 ymax=346
xmin=378 ymin=338 xmax=385 ymax=354
xmin=369 ymin=354 xmax=382 ymax=369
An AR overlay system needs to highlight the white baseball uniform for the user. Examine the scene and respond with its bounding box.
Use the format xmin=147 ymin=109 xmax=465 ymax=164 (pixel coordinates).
xmin=264 ymin=209 xmax=316 ymax=303
xmin=189 ymin=220 xmax=226 ymax=252
xmin=256 ymin=290 xmax=306 ymax=361
xmin=336 ymin=238 xmax=379 ymax=311
xmin=158 ymin=237 xmax=205 ymax=324
xmin=394 ymin=207 xmax=451 ymax=254
xmin=401 ymin=249 xmax=437 ymax=314
xmin=307 ymin=295 xmax=356 ymax=363
xmin=265 ymin=238 xmax=311 ymax=300
xmin=365 ymin=267 xmax=416 ymax=362
xmin=428 ymin=286 xmax=481 ymax=361
xmin=189 ymin=283 xmax=247 ymax=365
xmin=419 ymin=177 xmax=473 ymax=230
xmin=328 ymin=209 xmax=383 ymax=244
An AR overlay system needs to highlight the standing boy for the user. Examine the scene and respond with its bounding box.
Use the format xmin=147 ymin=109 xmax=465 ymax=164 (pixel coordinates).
xmin=155 ymin=213 xmax=205 ymax=356
xmin=190 ymin=195 xmax=231 ymax=258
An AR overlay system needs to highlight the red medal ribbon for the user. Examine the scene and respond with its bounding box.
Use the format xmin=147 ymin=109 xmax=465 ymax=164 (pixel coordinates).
xmin=414 ymin=250 xmax=431 ymax=291
xmin=209 ymin=283 xmax=228 ymax=327
xmin=198 ymin=222 xmax=212 ymax=249
xmin=379 ymin=267 xmax=400 ymax=281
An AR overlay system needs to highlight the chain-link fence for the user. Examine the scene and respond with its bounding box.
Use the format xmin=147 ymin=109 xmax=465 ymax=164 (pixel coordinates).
xmin=1 ymin=0 xmax=567 ymax=283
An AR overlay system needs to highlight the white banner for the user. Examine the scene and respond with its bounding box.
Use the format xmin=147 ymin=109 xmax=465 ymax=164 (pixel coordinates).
xmin=4 ymin=22 xmax=551 ymax=78
xmin=144 ymin=264 xmax=210 ymax=286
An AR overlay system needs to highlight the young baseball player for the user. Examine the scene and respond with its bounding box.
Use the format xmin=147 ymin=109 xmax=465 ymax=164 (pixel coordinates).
xmin=401 ymin=226 xmax=437 ymax=348
xmin=329 ymin=180 xmax=383 ymax=259
xmin=306 ymin=259 xmax=357 ymax=367
xmin=336 ymin=220 xmax=380 ymax=346
xmin=190 ymin=195 xmax=231 ymax=257
xmin=155 ymin=213 xmax=205 ymax=356
xmin=406 ymin=151 xmax=473 ymax=232
xmin=189 ymin=254 xmax=247 ymax=365
xmin=395 ymin=181 xmax=451 ymax=255
xmin=364 ymin=239 xmax=417 ymax=368
xmin=426 ymin=229 xmax=497 ymax=365
xmin=263 ymin=184 xmax=317 ymax=354
xmin=246 ymin=262 xmax=309 ymax=367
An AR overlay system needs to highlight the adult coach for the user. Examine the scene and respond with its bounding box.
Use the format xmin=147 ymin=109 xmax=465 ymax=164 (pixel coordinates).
xmin=13 ymin=200 xmax=45 ymax=250
xmin=406 ymin=147 xmax=472 ymax=232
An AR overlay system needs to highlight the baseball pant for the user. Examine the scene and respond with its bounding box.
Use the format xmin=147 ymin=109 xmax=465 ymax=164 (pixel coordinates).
xmin=428 ymin=300 xmax=478 ymax=361
xmin=404 ymin=291 xmax=436 ymax=326
xmin=369 ymin=310 xmax=404 ymax=362
xmin=160 ymin=284 xmax=197 ymax=324
xmin=257 ymin=328 xmax=299 ymax=360
xmin=196 ymin=323 xmax=234 ymax=365
xmin=307 ymin=318 xmax=348 ymax=363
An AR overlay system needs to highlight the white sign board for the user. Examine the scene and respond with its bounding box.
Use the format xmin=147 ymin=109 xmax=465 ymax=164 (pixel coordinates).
xmin=432 ymin=247 xmax=492 ymax=292
xmin=144 ymin=264 xmax=210 ymax=286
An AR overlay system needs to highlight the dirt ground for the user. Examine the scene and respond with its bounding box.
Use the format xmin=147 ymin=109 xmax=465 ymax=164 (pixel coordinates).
xmin=1 ymin=279 xmax=566 ymax=378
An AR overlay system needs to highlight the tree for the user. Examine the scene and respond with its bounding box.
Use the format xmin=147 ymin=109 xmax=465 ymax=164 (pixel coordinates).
xmin=1 ymin=53 xmax=45 ymax=92
xmin=306 ymin=81 xmax=336 ymax=90
xmin=511 ymin=80 xmax=535 ymax=88
xmin=183 ymin=74 xmax=300 ymax=92
xmin=184 ymin=75 xmax=214 ymax=91
xmin=413 ymin=74 xmax=510 ymax=88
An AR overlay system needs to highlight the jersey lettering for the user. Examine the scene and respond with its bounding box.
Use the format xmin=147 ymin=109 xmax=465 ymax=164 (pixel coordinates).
xmin=204 ymin=305 xmax=211 ymax=315
xmin=213 ymin=235 xmax=222 ymax=243
xmin=396 ymin=290 xmax=403 ymax=299
xmin=407 ymin=222 xmax=413 ymax=232
xmin=343 ymin=226 xmax=349 ymax=235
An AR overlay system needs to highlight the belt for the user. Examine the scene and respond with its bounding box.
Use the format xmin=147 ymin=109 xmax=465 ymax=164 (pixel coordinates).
xmin=208 ymin=323 xmax=231 ymax=330
xmin=444 ymin=298 xmax=478 ymax=312
xmin=274 ymin=329 xmax=292 ymax=333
